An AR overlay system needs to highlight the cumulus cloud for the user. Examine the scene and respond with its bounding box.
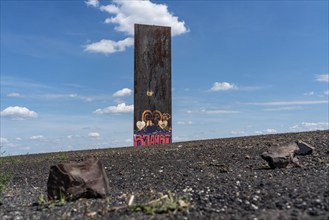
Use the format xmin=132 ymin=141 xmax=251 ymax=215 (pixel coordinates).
xmin=211 ymin=82 xmax=237 ymax=91
xmin=85 ymin=0 xmax=99 ymax=7
xmin=88 ymin=132 xmax=101 ymax=138
xmin=94 ymin=103 xmax=133 ymax=114
xmin=113 ymin=88 xmax=132 ymax=97
xmin=85 ymin=38 xmax=134 ymax=55
xmin=100 ymin=0 xmax=188 ymax=36
xmin=7 ymin=92 xmax=21 ymax=97
xmin=290 ymin=122 xmax=329 ymax=132
xmin=1 ymin=106 xmax=38 ymax=119
xmin=30 ymin=135 xmax=46 ymax=141
xmin=315 ymin=74 xmax=329 ymax=82
xmin=85 ymin=0 xmax=189 ymax=55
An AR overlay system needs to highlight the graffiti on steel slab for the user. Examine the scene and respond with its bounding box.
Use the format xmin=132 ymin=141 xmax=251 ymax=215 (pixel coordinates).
xmin=134 ymin=110 xmax=171 ymax=146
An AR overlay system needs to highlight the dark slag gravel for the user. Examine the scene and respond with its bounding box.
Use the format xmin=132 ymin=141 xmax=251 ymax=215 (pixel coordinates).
xmin=1 ymin=130 xmax=328 ymax=220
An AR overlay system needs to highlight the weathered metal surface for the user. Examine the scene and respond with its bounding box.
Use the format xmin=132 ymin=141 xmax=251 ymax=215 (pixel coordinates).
xmin=134 ymin=24 xmax=172 ymax=146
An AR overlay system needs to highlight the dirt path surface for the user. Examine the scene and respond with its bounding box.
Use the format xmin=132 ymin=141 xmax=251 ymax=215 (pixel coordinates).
xmin=1 ymin=130 xmax=329 ymax=220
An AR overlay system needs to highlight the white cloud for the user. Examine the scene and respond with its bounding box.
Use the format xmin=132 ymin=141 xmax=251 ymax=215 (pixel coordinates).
xmin=324 ymin=90 xmax=329 ymax=95
xmin=303 ymin=91 xmax=315 ymax=96
xmin=290 ymin=122 xmax=329 ymax=132
xmin=263 ymin=106 xmax=303 ymax=111
xmin=41 ymin=93 xmax=94 ymax=102
xmin=85 ymin=0 xmax=99 ymax=7
xmin=265 ymin=128 xmax=277 ymax=133
xmin=248 ymin=100 xmax=328 ymax=106
xmin=69 ymin=93 xmax=78 ymax=98
xmin=2 ymin=76 xmax=52 ymax=90
xmin=69 ymin=93 xmax=94 ymax=102
xmin=85 ymin=0 xmax=189 ymax=55
xmin=315 ymin=74 xmax=329 ymax=82
xmin=211 ymin=82 xmax=237 ymax=91
xmin=205 ymin=110 xmax=240 ymax=114
xmin=1 ymin=106 xmax=38 ymax=119
xmin=7 ymin=92 xmax=21 ymax=97
xmin=94 ymin=103 xmax=134 ymax=114
xmin=84 ymin=37 xmax=134 ymax=55
xmin=176 ymin=121 xmax=193 ymax=125
xmin=199 ymin=108 xmax=239 ymax=114
xmin=88 ymin=132 xmax=101 ymax=138
xmin=113 ymin=88 xmax=132 ymax=97
xmin=30 ymin=135 xmax=46 ymax=141
xmin=0 ymin=137 xmax=9 ymax=144
xmin=100 ymin=0 xmax=188 ymax=36
xmin=254 ymin=129 xmax=277 ymax=134
xmin=231 ymin=130 xmax=247 ymax=136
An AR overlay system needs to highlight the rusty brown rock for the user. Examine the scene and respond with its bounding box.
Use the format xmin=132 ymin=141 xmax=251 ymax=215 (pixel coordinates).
xmin=47 ymin=158 xmax=109 ymax=200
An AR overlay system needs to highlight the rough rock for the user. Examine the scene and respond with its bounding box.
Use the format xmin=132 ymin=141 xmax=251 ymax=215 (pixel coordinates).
xmin=261 ymin=141 xmax=315 ymax=169
xmin=296 ymin=140 xmax=314 ymax=155
xmin=47 ymin=158 xmax=109 ymax=200
xmin=261 ymin=143 xmax=300 ymax=169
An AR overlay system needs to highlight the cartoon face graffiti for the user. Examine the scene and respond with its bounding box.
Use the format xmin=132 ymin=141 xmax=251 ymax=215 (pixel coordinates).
xmin=135 ymin=110 xmax=171 ymax=132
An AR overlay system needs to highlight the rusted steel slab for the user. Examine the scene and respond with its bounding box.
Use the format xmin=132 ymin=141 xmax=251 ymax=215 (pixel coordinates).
xmin=134 ymin=24 xmax=172 ymax=146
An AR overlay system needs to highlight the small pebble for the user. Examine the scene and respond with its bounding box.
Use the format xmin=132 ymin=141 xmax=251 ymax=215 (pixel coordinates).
xmin=251 ymin=203 xmax=258 ymax=210
xmin=315 ymin=199 xmax=321 ymax=203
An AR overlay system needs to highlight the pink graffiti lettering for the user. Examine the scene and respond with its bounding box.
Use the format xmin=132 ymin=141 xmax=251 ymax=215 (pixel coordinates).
xmin=134 ymin=134 xmax=171 ymax=146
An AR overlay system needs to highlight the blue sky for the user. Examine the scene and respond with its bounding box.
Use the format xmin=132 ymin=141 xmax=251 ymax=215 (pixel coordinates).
xmin=1 ymin=0 xmax=328 ymax=155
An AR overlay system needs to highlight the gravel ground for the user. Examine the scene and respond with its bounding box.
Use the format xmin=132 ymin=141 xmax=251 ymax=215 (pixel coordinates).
xmin=0 ymin=130 xmax=328 ymax=220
